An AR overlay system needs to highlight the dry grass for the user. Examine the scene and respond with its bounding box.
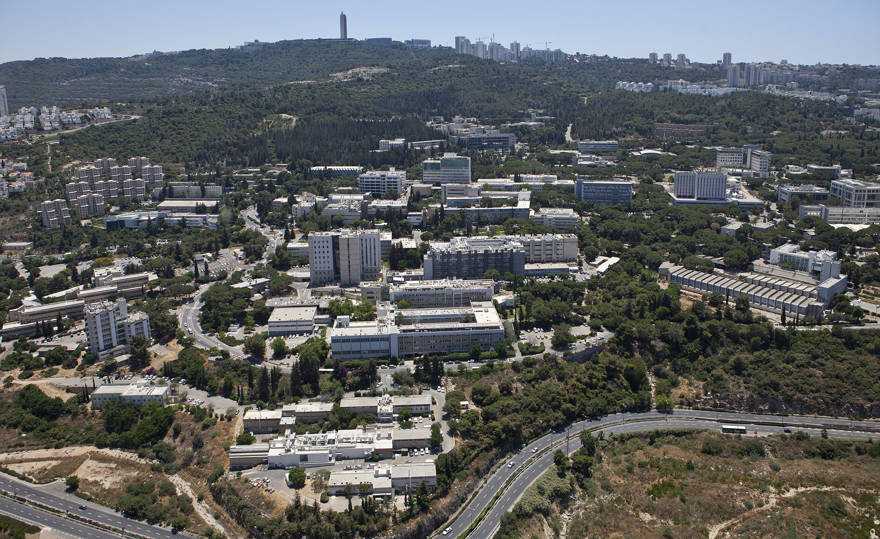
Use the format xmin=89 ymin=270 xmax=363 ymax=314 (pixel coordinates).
xmin=520 ymin=431 xmax=880 ymax=539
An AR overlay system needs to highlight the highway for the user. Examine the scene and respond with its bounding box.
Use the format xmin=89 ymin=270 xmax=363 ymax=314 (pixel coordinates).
xmin=433 ymin=409 xmax=880 ymax=538
xmin=0 ymin=474 xmax=179 ymax=538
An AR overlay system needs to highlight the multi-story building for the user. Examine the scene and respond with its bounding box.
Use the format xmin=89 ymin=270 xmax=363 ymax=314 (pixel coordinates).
xmin=715 ymin=147 xmax=771 ymax=177
xmin=122 ymin=177 xmax=146 ymax=200
xmin=310 ymin=166 xmax=364 ymax=178
xmin=339 ymin=11 xmax=347 ymax=39
xmin=308 ymin=229 xmax=382 ymax=286
xmin=330 ymin=301 xmax=504 ymax=360
xmin=41 ymin=199 xmax=71 ymax=228
xmin=85 ymin=298 xmax=151 ymax=360
xmin=777 ymin=184 xmax=830 ymax=203
xmin=72 ymin=192 xmax=105 ymax=219
xmin=422 ymin=234 xmax=577 ymax=279
xmin=388 ymin=279 xmax=495 ymax=308
xmin=358 ymin=168 xmax=406 ymax=196
xmin=830 ymin=179 xmax=880 ymax=208
xmin=421 ymin=153 xmax=471 ymax=184
xmin=531 ymin=208 xmax=580 ymax=230
xmin=90 ymin=383 xmax=170 ymax=410
xmin=0 ymin=85 xmax=7 ymax=117
xmin=673 ymin=171 xmax=727 ymax=200
xmin=577 ymin=140 xmax=618 ymax=154
xmin=799 ymin=204 xmax=880 ymax=225
xmin=574 ymin=179 xmax=633 ymax=206
xmin=649 ymin=52 xmax=658 ymax=64
xmin=110 ymin=165 xmax=133 ymax=182
xmin=378 ymin=138 xmax=405 ymax=151
xmin=267 ymin=306 xmax=317 ymax=336
xmin=461 ymin=132 xmax=516 ymax=151
xmin=768 ymin=243 xmax=840 ymax=281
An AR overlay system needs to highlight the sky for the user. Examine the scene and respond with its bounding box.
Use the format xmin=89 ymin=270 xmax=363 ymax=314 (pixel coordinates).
xmin=1 ymin=0 xmax=878 ymax=66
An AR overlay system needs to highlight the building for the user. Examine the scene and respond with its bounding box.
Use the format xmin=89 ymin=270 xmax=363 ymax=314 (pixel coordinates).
xmin=156 ymin=199 xmax=219 ymax=212
xmin=41 ymin=199 xmax=71 ymax=228
xmin=777 ymin=184 xmax=830 ymax=203
xmin=243 ymin=409 xmax=283 ymax=434
xmin=830 ymin=179 xmax=880 ymax=208
xmin=378 ymin=138 xmax=405 ymax=151
xmin=267 ymin=306 xmax=317 ymax=336
xmin=90 ymin=383 xmax=170 ymax=410
xmin=673 ymin=171 xmax=727 ymax=200
xmin=422 ymin=153 xmax=471 ymax=184
xmin=799 ymin=204 xmax=880 ymax=225
xmin=405 ymin=39 xmax=431 ymax=49
xmin=654 ymin=123 xmax=713 ymax=138
xmin=722 ymin=52 xmax=732 ymax=68
xmin=649 ymin=52 xmax=658 ymax=64
xmin=574 ymin=179 xmax=633 ymax=206
xmin=768 ymin=244 xmax=841 ymax=280
xmin=330 ymin=301 xmax=504 ymax=360
xmin=358 ymin=169 xmax=406 ymax=196
xmin=85 ymin=298 xmax=150 ymax=360
xmin=339 ymin=12 xmax=347 ymax=39
xmin=461 ymin=132 xmax=516 ymax=151
xmin=659 ymin=263 xmax=832 ymax=318
xmin=285 ymin=402 xmax=334 ymax=423
xmin=531 ymin=208 xmax=580 ymax=230
xmin=0 ymin=86 xmax=7 ymax=117
xmin=72 ymin=192 xmax=105 ymax=219
xmin=572 ymin=153 xmax=616 ymax=167
xmin=423 ymin=234 xmax=577 ymax=280
xmin=388 ymin=279 xmax=494 ymax=308
xmin=577 ymin=140 xmax=618 ymax=154
xmin=715 ymin=147 xmax=771 ymax=178
xmin=310 ymin=166 xmax=364 ymax=178
xmin=309 ymin=229 xmax=382 ymax=286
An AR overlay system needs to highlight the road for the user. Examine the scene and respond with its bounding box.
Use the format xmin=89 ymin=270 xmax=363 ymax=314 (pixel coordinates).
xmin=0 ymin=474 xmax=180 ymax=538
xmin=178 ymin=283 xmax=244 ymax=359
xmin=435 ymin=409 xmax=880 ymax=538
xmin=0 ymin=495 xmax=120 ymax=539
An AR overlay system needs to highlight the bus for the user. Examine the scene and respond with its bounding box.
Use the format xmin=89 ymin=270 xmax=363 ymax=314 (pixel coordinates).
xmin=721 ymin=424 xmax=747 ymax=434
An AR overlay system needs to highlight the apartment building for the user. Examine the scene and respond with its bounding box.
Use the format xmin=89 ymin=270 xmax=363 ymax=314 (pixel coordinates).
xmin=308 ymin=229 xmax=382 ymax=286
xmin=41 ymin=199 xmax=71 ymax=228
xmin=72 ymin=192 xmax=105 ymax=219
xmin=574 ymin=179 xmax=633 ymax=206
xmin=421 ymin=153 xmax=471 ymax=184
xmin=358 ymin=168 xmax=406 ymax=196
xmin=830 ymin=179 xmax=880 ymax=208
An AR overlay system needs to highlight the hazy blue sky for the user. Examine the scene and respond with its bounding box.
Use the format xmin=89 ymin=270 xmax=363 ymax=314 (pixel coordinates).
xmin=2 ymin=0 xmax=878 ymax=65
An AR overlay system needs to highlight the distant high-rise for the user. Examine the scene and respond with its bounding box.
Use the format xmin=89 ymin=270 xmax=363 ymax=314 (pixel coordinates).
xmin=649 ymin=52 xmax=658 ymax=64
xmin=339 ymin=12 xmax=347 ymax=40
xmin=722 ymin=52 xmax=732 ymax=68
xmin=0 ymin=85 xmax=7 ymax=117
xmin=676 ymin=53 xmax=687 ymax=68
xmin=663 ymin=53 xmax=672 ymax=66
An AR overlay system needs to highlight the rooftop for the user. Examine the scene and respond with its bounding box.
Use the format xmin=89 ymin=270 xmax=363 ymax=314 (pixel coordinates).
xmin=268 ymin=305 xmax=317 ymax=323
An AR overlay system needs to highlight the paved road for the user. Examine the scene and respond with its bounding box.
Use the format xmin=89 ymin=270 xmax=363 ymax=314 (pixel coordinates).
xmin=435 ymin=409 xmax=880 ymax=538
xmin=0 ymin=495 xmax=121 ymax=539
xmin=178 ymin=283 xmax=244 ymax=359
xmin=0 ymin=475 xmax=179 ymax=538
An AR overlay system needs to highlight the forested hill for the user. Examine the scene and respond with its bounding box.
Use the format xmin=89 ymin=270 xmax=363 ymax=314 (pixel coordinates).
xmin=0 ymin=40 xmax=459 ymax=108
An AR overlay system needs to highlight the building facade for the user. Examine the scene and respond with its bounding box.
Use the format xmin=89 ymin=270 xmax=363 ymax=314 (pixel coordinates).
xmin=85 ymin=298 xmax=150 ymax=360
xmin=830 ymin=179 xmax=880 ymax=208
xmin=309 ymin=229 xmax=382 ymax=286
xmin=577 ymin=140 xmax=619 ymax=154
xmin=421 ymin=153 xmax=471 ymax=184
xmin=674 ymin=171 xmax=727 ymax=200
xmin=574 ymin=179 xmax=633 ymax=206
xmin=358 ymin=169 xmax=406 ymax=196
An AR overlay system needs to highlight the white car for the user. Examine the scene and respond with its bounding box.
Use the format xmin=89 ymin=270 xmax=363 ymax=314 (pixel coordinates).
xmin=443 ymin=527 xmax=452 ymax=535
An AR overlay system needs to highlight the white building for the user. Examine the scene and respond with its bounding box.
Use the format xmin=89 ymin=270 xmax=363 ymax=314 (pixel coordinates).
xmin=72 ymin=192 xmax=105 ymax=219
xmin=267 ymin=306 xmax=317 ymax=336
xmin=531 ymin=208 xmax=580 ymax=230
xmin=830 ymin=179 xmax=880 ymax=208
xmin=388 ymin=279 xmax=494 ymax=308
xmin=378 ymin=138 xmax=405 ymax=151
xmin=421 ymin=153 xmax=471 ymax=184
xmin=90 ymin=383 xmax=170 ymax=410
xmin=309 ymin=229 xmax=382 ymax=286
xmin=85 ymin=298 xmax=150 ymax=360
xmin=41 ymin=199 xmax=71 ymax=228
xmin=769 ymin=244 xmax=841 ymax=281
xmin=673 ymin=171 xmax=727 ymax=200
xmin=577 ymin=140 xmax=618 ymax=154
xmin=358 ymin=168 xmax=406 ymax=196
xmin=715 ymin=147 xmax=771 ymax=177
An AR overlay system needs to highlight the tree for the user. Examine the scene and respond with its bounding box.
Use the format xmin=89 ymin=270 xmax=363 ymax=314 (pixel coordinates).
xmin=257 ymin=367 xmax=270 ymax=402
xmin=236 ymin=432 xmax=256 ymax=445
xmin=129 ymin=335 xmax=150 ymax=370
xmin=469 ymin=341 xmax=483 ymax=361
xmin=244 ymin=334 xmax=266 ymax=360
xmin=430 ymin=422 xmax=442 ymax=450
xmin=65 ymin=476 xmax=79 ymax=491
xmin=551 ymin=323 xmax=575 ymax=349
xmin=723 ymin=248 xmax=749 ymax=269
xmin=655 ymin=395 xmax=674 ymax=412
xmin=554 ymin=449 xmax=568 ymax=475
xmin=398 ymin=407 xmax=412 ymax=423
xmin=287 ymin=467 xmax=306 ymax=489
xmin=271 ymin=337 xmax=287 ymax=358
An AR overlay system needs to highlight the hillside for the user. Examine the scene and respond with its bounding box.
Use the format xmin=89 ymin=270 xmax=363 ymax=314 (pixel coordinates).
xmin=0 ymin=39 xmax=455 ymax=107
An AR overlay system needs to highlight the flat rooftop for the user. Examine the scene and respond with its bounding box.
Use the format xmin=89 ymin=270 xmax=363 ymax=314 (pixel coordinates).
xmin=269 ymin=305 xmax=317 ymax=322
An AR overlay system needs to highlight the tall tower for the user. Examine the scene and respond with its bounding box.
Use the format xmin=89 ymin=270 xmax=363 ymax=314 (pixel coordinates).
xmin=722 ymin=52 xmax=732 ymax=68
xmin=0 ymin=86 xmax=7 ymax=117
xmin=339 ymin=12 xmax=347 ymax=40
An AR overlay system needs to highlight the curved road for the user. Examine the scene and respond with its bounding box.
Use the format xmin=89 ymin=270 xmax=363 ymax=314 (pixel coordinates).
xmin=178 ymin=283 xmax=244 ymax=359
xmin=436 ymin=409 xmax=880 ymax=538
xmin=0 ymin=475 xmax=180 ymax=538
